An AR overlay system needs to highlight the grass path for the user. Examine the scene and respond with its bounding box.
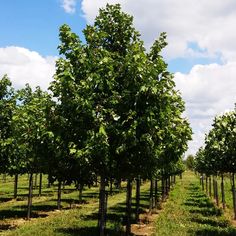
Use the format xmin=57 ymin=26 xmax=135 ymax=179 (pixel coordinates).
xmin=154 ymin=171 xmax=236 ymax=236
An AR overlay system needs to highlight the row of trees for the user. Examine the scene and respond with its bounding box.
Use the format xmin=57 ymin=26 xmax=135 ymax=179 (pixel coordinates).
xmin=194 ymin=106 xmax=236 ymax=219
xmin=0 ymin=4 xmax=192 ymax=235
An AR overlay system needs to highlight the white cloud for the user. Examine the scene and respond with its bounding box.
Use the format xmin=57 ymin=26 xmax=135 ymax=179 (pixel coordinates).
xmin=0 ymin=46 xmax=56 ymax=91
xmin=175 ymin=63 xmax=236 ymax=155
xmin=61 ymin=0 xmax=77 ymax=14
xmin=81 ymin=0 xmax=236 ymax=61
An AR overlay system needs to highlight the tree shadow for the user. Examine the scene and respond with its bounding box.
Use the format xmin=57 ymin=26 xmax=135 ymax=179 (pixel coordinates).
xmin=191 ymin=216 xmax=229 ymax=228
xmin=195 ymin=227 xmax=236 ymax=236
xmin=0 ymin=197 xmax=13 ymax=203
xmin=0 ymin=209 xmax=47 ymax=220
xmin=56 ymin=226 xmax=124 ymax=236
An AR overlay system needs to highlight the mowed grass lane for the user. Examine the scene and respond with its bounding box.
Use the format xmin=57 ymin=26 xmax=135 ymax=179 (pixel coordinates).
xmin=154 ymin=171 xmax=236 ymax=236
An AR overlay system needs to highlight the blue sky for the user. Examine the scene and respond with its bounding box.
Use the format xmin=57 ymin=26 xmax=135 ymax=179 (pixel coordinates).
xmin=0 ymin=0 xmax=86 ymax=56
xmin=1 ymin=0 xmax=236 ymax=155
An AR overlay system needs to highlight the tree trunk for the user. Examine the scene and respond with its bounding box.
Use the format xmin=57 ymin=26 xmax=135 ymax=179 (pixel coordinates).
xmin=221 ymin=174 xmax=225 ymax=210
xmin=98 ymin=176 xmax=107 ymax=236
xmin=109 ymin=179 xmax=113 ymax=195
xmin=215 ymin=177 xmax=219 ymax=206
xmin=209 ymin=176 xmax=212 ymax=197
xmin=39 ymin=173 xmax=42 ymax=197
xmin=34 ymin=173 xmax=38 ymax=188
xmin=14 ymin=174 xmax=18 ymax=199
xmin=161 ymin=176 xmax=165 ymax=201
xmin=126 ymin=179 xmax=132 ymax=236
xmin=27 ymin=173 xmax=33 ymax=220
xmin=47 ymin=175 xmax=51 ymax=188
xmin=57 ymin=181 xmax=62 ymax=210
xmin=165 ymin=178 xmax=169 ymax=196
xmin=149 ymin=179 xmax=153 ymax=213
xmin=206 ymin=176 xmax=208 ymax=195
xmin=201 ymin=175 xmax=204 ymax=191
xmin=154 ymin=179 xmax=158 ymax=209
xmin=79 ymin=184 xmax=83 ymax=202
xmin=135 ymin=176 xmax=140 ymax=222
xmin=232 ymin=173 xmax=236 ymax=220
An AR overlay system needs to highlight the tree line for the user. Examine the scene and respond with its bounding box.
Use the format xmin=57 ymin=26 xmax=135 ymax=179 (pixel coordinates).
xmin=0 ymin=4 xmax=192 ymax=235
xmin=194 ymin=106 xmax=236 ymax=219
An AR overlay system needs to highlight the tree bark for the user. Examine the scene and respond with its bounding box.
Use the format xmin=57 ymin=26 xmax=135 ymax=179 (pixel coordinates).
xmin=135 ymin=176 xmax=140 ymax=222
xmin=154 ymin=179 xmax=158 ymax=209
xmin=34 ymin=173 xmax=38 ymax=188
xmin=206 ymin=176 xmax=208 ymax=195
xmin=149 ymin=179 xmax=153 ymax=213
xmin=161 ymin=176 xmax=165 ymax=201
xmin=201 ymin=175 xmax=204 ymax=191
xmin=215 ymin=177 xmax=219 ymax=206
xmin=14 ymin=174 xmax=18 ymax=199
xmin=27 ymin=173 xmax=33 ymax=220
xmin=79 ymin=184 xmax=83 ymax=202
xmin=39 ymin=173 xmax=42 ymax=197
xmin=109 ymin=179 xmax=113 ymax=195
xmin=57 ymin=181 xmax=62 ymax=210
xmin=98 ymin=176 xmax=107 ymax=236
xmin=209 ymin=176 xmax=212 ymax=197
xmin=221 ymin=174 xmax=225 ymax=210
xmin=232 ymin=173 xmax=236 ymax=220
xmin=126 ymin=179 xmax=132 ymax=236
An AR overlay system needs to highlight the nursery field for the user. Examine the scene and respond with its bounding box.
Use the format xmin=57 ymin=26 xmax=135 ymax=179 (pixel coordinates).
xmin=0 ymin=172 xmax=236 ymax=235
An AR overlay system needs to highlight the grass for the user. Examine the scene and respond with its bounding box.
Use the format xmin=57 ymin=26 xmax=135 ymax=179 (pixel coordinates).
xmin=0 ymin=174 xmax=151 ymax=235
xmin=154 ymin=171 xmax=236 ymax=236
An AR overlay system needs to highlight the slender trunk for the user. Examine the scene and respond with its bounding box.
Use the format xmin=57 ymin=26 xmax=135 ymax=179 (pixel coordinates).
xmin=98 ymin=176 xmax=106 ymax=236
xmin=221 ymin=174 xmax=225 ymax=210
xmin=34 ymin=173 xmax=38 ymax=188
xmin=57 ymin=181 xmax=62 ymax=210
xmin=149 ymin=179 xmax=153 ymax=213
xmin=206 ymin=176 xmax=208 ymax=196
xmin=165 ymin=178 xmax=169 ymax=196
xmin=14 ymin=174 xmax=18 ymax=199
xmin=135 ymin=177 xmax=140 ymax=222
xmin=202 ymin=175 xmax=204 ymax=191
xmin=62 ymin=181 xmax=65 ymax=193
xmin=79 ymin=184 xmax=83 ymax=202
xmin=173 ymin=175 xmax=176 ymax=184
xmin=47 ymin=175 xmax=51 ymax=188
xmin=126 ymin=179 xmax=132 ymax=236
xmin=209 ymin=176 xmax=212 ymax=197
xmin=109 ymin=179 xmax=113 ymax=195
xmin=39 ymin=173 xmax=42 ymax=197
xmin=3 ymin=173 xmax=6 ymax=183
xmin=27 ymin=173 xmax=33 ymax=220
xmin=215 ymin=177 xmax=219 ymax=207
xmin=154 ymin=179 xmax=158 ymax=209
xmin=232 ymin=173 xmax=236 ymax=220
xmin=161 ymin=176 xmax=165 ymax=201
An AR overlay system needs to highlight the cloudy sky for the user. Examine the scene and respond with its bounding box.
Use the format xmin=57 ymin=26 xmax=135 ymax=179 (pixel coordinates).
xmin=1 ymin=0 xmax=236 ymax=155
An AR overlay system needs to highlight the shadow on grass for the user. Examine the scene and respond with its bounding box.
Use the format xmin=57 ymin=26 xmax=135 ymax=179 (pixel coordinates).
xmin=13 ymin=204 xmax=57 ymax=212
xmin=189 ymin=206 xmax=222 ymax=217
xmin=195 ymin=227 xmax=236 ymax=236
xmin=56 ymin=226 xmax=124 ymax=236
xmin=0 ymin=209 xmax=48 ymax=220
xmin=0 ymin=197 xmax=13 ymax=203
xmin=191 ymin=216 xmax=229 ymax=228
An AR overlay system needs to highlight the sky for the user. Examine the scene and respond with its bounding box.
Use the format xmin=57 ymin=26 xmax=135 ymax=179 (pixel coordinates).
xmin=1 ymin=0 xmax=236 ymax=156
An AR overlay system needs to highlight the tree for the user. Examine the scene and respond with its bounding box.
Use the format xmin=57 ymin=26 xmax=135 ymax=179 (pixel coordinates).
xmin=0 ymin=75 xmax=15 ymax=176
xmin=185 ymin=155 xmax=194 ymax=170
xmin=51 ymin=4 xmax=192 ymax=235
